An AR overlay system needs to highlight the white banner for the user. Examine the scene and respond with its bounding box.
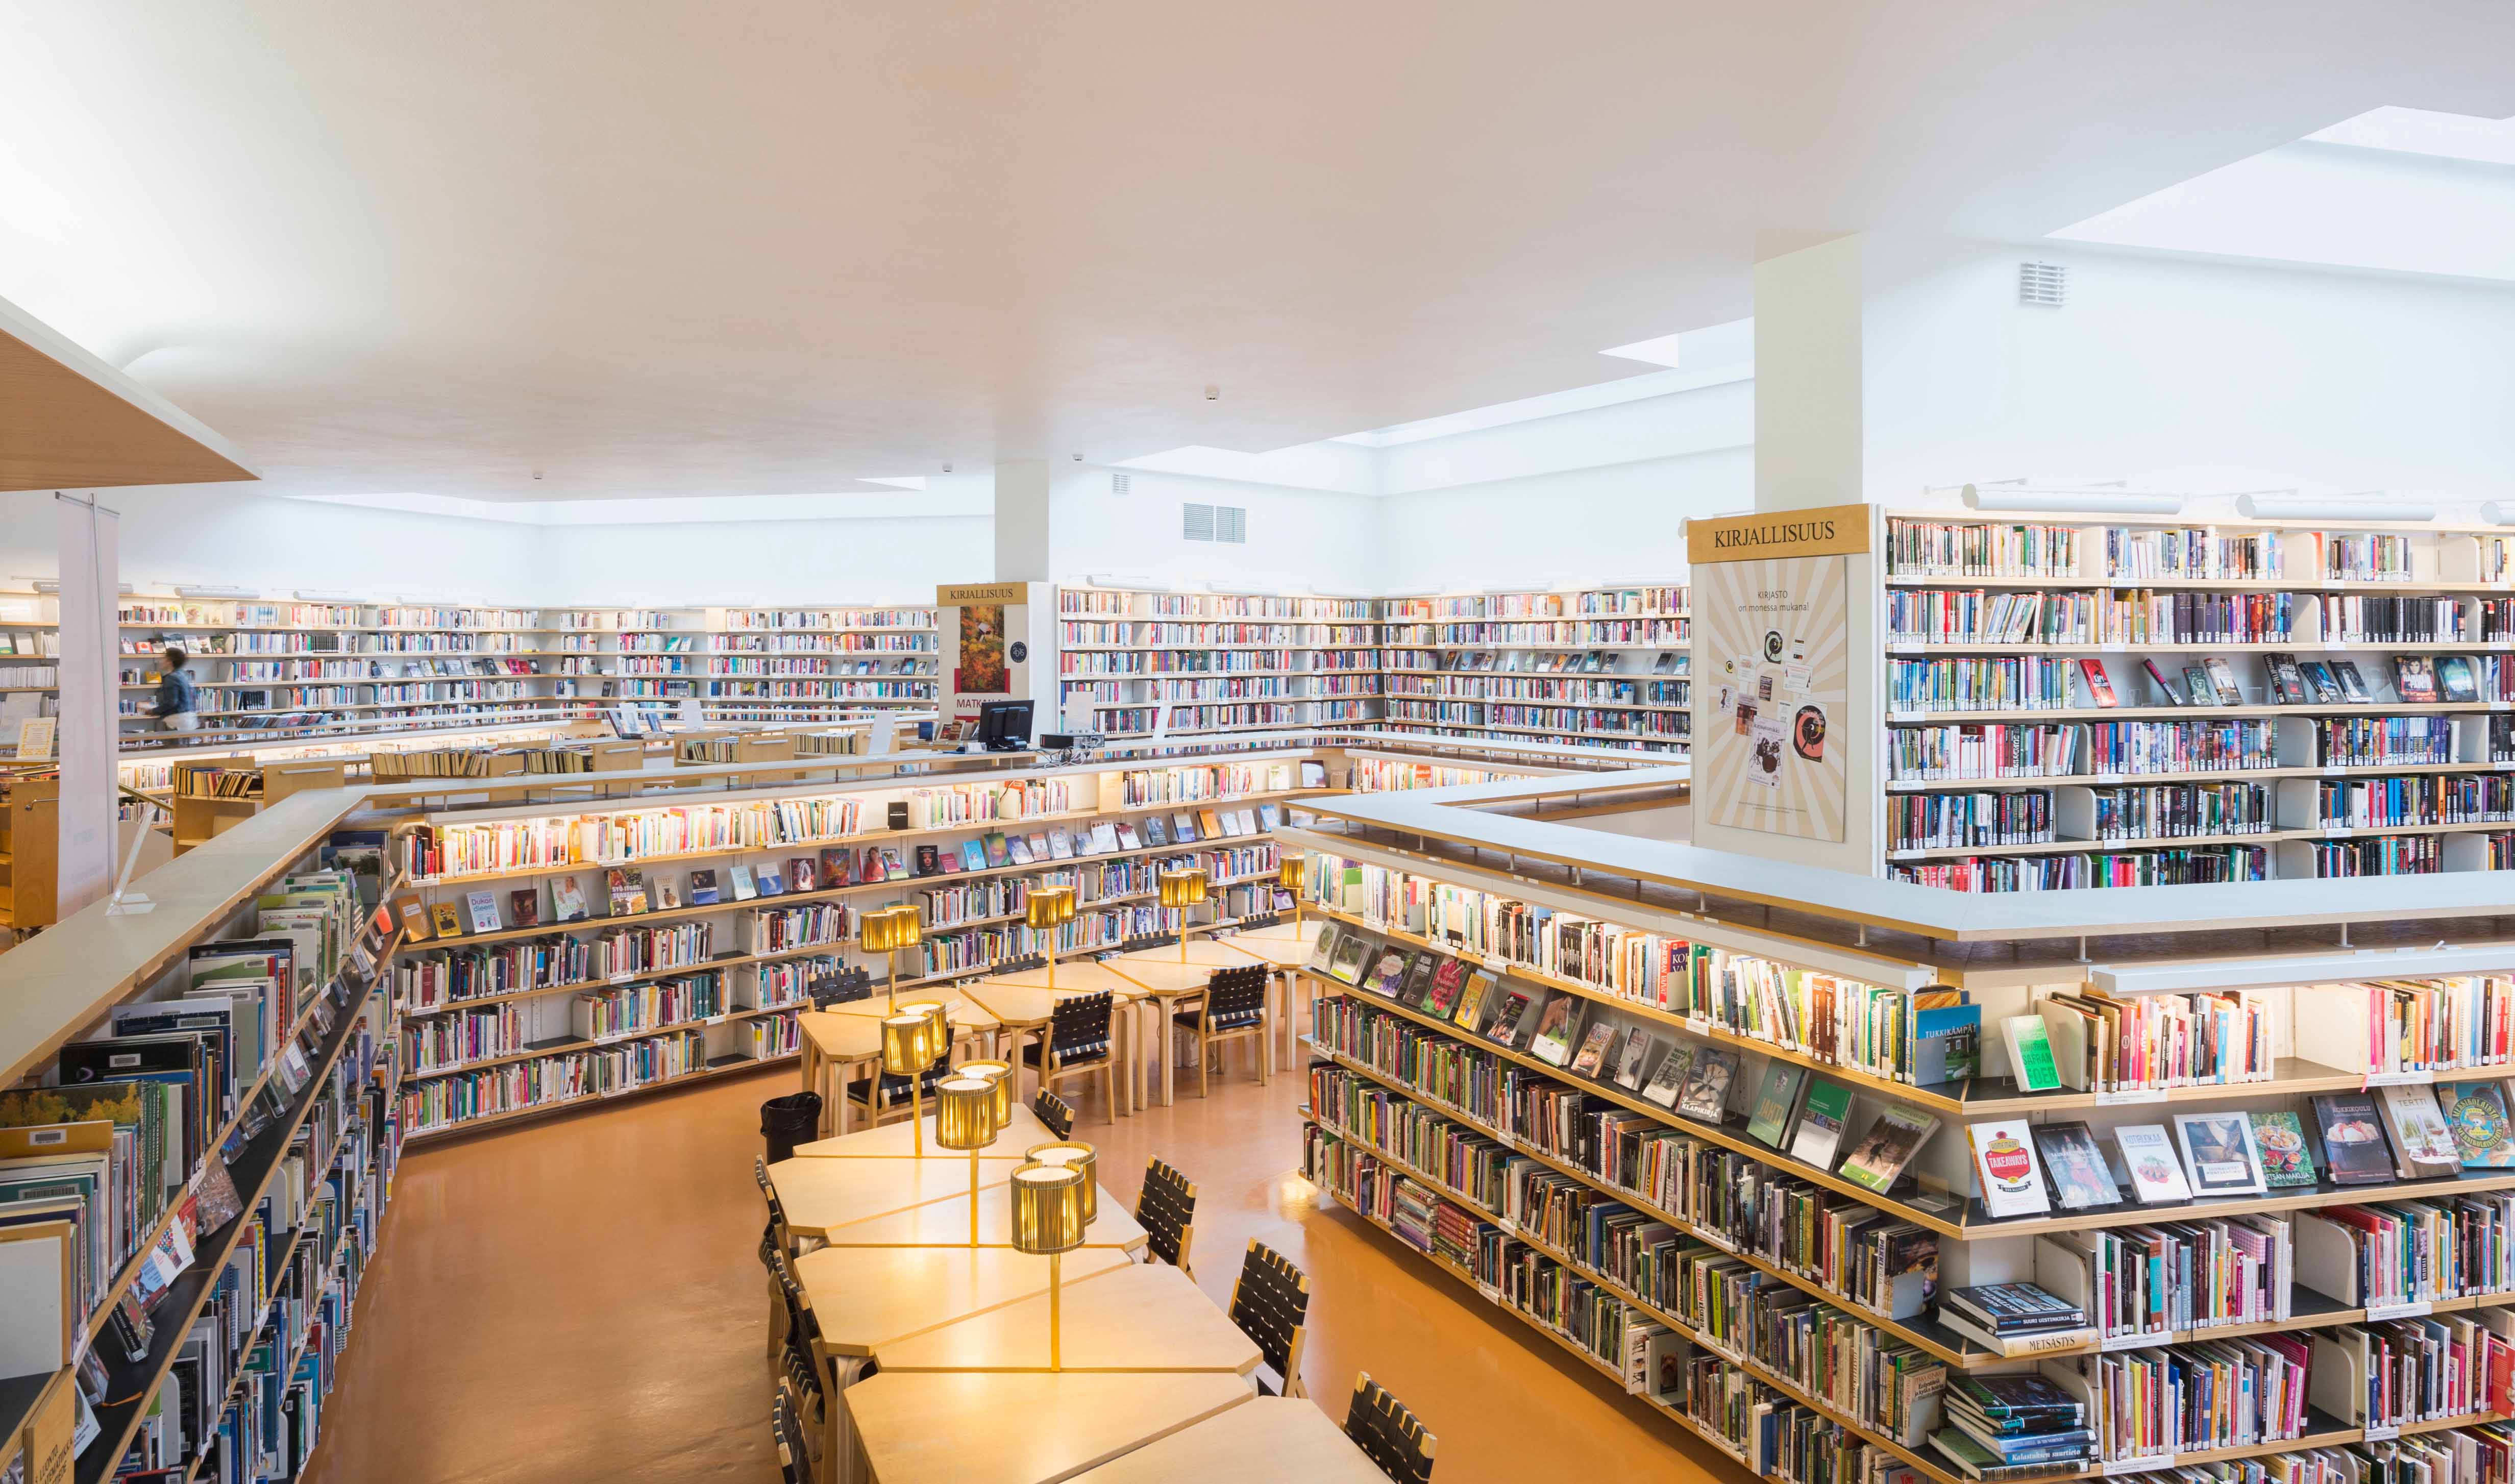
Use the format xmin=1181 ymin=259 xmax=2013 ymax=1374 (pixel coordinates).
xmin=55 ymin=494 xmax=119 ymax=916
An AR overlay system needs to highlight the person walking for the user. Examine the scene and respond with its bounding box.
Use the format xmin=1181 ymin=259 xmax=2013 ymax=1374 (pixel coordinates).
xmin=153 ymin=645 xmax=201 ymax=733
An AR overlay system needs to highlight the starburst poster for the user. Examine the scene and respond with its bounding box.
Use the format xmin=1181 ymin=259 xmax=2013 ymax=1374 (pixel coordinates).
xmin=1690 ymin=508 xmax=1860 ymax=844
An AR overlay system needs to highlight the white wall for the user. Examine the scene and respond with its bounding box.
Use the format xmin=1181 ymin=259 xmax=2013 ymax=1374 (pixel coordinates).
xmin=532 ymin=513 xmax=988 ymax=606
xmin=1377 ymin=447 xmax=1742 ymax=591
xmin=1048 ymin=466 xmax=1384 ymax=593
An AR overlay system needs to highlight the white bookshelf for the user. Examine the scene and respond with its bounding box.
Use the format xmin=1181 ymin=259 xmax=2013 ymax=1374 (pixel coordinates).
xmin=1380 ymin=584 xmax=1690 ymax=755
xmin=1054 ymin=585 xmax=1384 ymax=736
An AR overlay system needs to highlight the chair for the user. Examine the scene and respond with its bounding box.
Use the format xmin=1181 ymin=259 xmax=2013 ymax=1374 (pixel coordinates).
xmin=1345 ymin=1371 xmax=1437 ymax=1483
xmin=1032 ymin=1088 xmax=1074 ymax=1140
xmin=1172 ymin=964 xmax=1270 ymax=1096
xmin=757 ymin=1158 xmax=787 ymax=1359
xmin=843 ymin=1046 xmax=951 ymax=1128
xmin=1021 ymin=991 xmax=1115 ymax=1124
xmin=1136 ymin=1156 xmax=1199 ymax=1276
xmin=1227 ymin=1240 xmax=1311 ymax=1398
xmin=771 ymin=1391 xmax=811 ymax=1484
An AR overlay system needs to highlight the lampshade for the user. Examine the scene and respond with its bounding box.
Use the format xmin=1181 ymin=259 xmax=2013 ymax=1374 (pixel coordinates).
xmin=1158 ymin=867 xmax=1209 ymax=909
xmin=861 ymin=906 xmax=897 ymax=953
xmin=1276 ymin=853 xmax=1307 ymax=893
xmin=1024 ymin=884 xmax=1077 ymax=930
xmin=1024 ymin=1141 xmax=1098 ymax=1224
xmin=956 ymin=1059 xmax=1016 ymax=1123
xmin=934 ymin=1076 xmax=1001 ymax=1152
xmin=887 ymin=903 xmax=925 ymax=948
xmin=912 ymin=1001 xmax=952 ymax=1062
xmin=880 ymin=1013 xmax=930 ymax=1076
xmin=1008 ymin=1161 xmax=1089 ymax=1256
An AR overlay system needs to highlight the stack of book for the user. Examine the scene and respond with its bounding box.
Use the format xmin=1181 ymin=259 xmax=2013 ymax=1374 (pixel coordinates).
xmin=1929 ymin=1374 xmax=2094 ymax=1479
xmin=1933 ymin=1281 xmax=2093 ymax=1356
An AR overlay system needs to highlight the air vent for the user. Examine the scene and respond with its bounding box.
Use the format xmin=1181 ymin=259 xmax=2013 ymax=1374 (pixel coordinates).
xmin=1111 ymin=472 xmax=1130 ymax=494
xmin=2019 ymin=261 xmax=2066 ymax=307
xmin=1182 ymin=503 xmax=1215 ymax=541
xmin=1215 ymin=505 xmax=1246 ymax=544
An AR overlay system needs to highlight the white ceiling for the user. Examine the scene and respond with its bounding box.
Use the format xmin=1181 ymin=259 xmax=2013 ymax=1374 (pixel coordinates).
xmin=6 ymin=2 xmax=2515 ymax=503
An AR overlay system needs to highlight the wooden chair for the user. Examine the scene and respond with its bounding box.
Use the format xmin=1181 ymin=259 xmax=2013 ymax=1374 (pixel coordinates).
xmin=1032 ymin=1088 xmax=1074 ymax=1140
xmin=768 ymin=1244 xmax=837 ymax=1481
xmin=1021 ymin=990 xmax=1116 ymax=1124
xmin=1228 ymin=1240 xmax=1311 ymax=1398
xmin=843 ymin=1046 xmax=950 ymax=1128
xmin=774 ymin=1337 xmax=823 ymax=1483
xmin=1136 ymin=1156 xmax=1199 ymax=1277
xmin=1172 ymin=963 xmax=1270 ymax=1096
xmin=771 ymin=1391 xmax=811 ymax=1484
xmin=757 ymin=1158 xmax=788 ymax=1359
xmin=1345 ymin=1371 xmax=1437 ymax=1483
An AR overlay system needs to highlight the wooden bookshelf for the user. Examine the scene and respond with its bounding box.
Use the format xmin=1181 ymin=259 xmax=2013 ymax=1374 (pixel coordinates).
xmin=1054 ymin=586 xmax=1385 ymax=737
xmin=0 ymin=772 xmax=58 ymax=935
xmin=1382 ymin=584 xmax=1690 ymax=756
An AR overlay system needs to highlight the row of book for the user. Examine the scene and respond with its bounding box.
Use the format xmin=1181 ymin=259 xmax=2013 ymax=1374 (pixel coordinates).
xmin=2305 ymin=835 xmax=2450 ymax=877
xmin=1388 ymin=649 xmax=1689 ymax=677
xmin=714 ymin=609 xmax=934 ymax=631
xmin=398 ymin=1027 xmax=717 ymax=1134
xmin=1385 ymin=676 xmax=1688 ymax=706
xmin=1058 ymin=590 xmax=1374 ymax=621
xmin=1888 ymin=792 xmax=2054 ymax=852
xmin=2319 ymin=774 xmax=2515 ymax=828
xmin=1057 ymin=621 xmax=1371 ymax=648
xmin=1888 ymin=845 xmax=2272 ymax=891
xmin=1887 ymin=588 xmax=2296 ymax=646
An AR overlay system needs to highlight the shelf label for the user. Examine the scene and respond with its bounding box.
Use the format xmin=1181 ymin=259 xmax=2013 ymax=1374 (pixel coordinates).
xmin=2095 ymin=1086 xmax=2167 ymax=1106
xmin=2100 ymin=1330 xmax=2170 ymax=1352
xmin=1497 ymin=1217 xmax=1519 ymax=1235
xmin=2363 ymin=1424 xmax=2400 ymax=1441
xmin=609 ymin=971 xmax=635 ymax=983
xmin=1697 ymin=1230 xmax=1738 ymax=1252
xmin=1888 ymin=711 xmax=1924 ymax=723
xmin=2366 ymin=1299 xmax=2433 ymax=1321
xmin=1479 ymin=1283 xmax=1501 ymax=1302
xmin=2102 ymin=1454 xmax=2175 ymax=1476
xmin=1687 ymin=1016 xmax=1712 ymax=1036
xmin=1484 ymin=953 xmax=1510 ymax=972
xmin=2365 ymin=1068 xmax=2435 ymax=1087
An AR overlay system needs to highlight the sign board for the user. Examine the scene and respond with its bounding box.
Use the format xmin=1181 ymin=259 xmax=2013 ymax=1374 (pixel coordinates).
xmin=1691 ymin=508 xmax=1860 ymax=844
xmin=1686 ymin=504 xmax=1871 ymax=564
xmin=936 ymin=583 xmax=1027 ymax=605
xmin=14 ymin=717 xmax=54 ymax=761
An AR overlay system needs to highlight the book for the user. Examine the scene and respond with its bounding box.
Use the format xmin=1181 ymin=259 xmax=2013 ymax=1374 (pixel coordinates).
xmin=2139 ymin=658 xmax=2184 ymax=707
xmin=1401 ymin=953 xmax=1443 ymax=1011
xmin=656 ymin=876 xmax=681 ymax=910
xmin=2203 ymin=655 xmax=2246 ymax=704
xmin=1485 ymin=991 xmax=1535 ymax=1049
xmin=1170 ymin=811 xmax=1198 ymax=843
xmin=1838 ymin=1106 xmax=1940 ymax=1192
xmin=860 ymin=847 xmax=888 ymax=882
xmin=2171 ymin=1111 xmax=2265 ymax=1196
xmin=2075 ymin=659 xmax=2116 ymax=708
xmin=1928 ymin=1428 xmax=2088 ymax=1481
xmin=2440 ymin=1080 xmax=2515 ymax=1167
xmin=1526 ymin=995 xmax=1580 ymax=1067
xmin=1967 ymin=1120 xmax=2051 ymax=1218
xmin=1743 ymin=1062 xmax=1806 ymax=1148
xmin=2181 ymin=665 xmax=2214 ymax=706
xmin=506 ymin=888 xmax=539 ymax=929
xmin=2264 ymin=652 xmax=2309 ymax=705
xmin=1568 ymin=1022 xmax=1618 ymax=1079
xmin=2333 ymin=659 xmax=2373 ymax=702
xmin=1450 ymin=969 xmax=1497 ymax=1034
xmin=1787 ymin=1077 xmax=1852 ymax=1168
xmin=1305 ymin=925 xmax=1343 ymax=975
xmin=396 ymin=896 xmax=432 ymax=942
xmin=1326 ymin=933 xmax=1371 ymax=986
xmin=1363 ymin=946 xmax=1411 ymax=998
xmin=819 ymin=848 xmax=853 ymax=887
xmin=958 ymin=839 xmax=986 ymax=872
xmin=1940 ymin=1285 xmax=2087 ymax=1338
xmin=1608 ymin=1027 xmax=1655 ymax=1090
xmin=1420 ymin=957 xmax=1467 ymax=1017
xmin=2377 ymin=1083 xmax=2461 ymax=1178
xmin=729 ymin=864 xmax=758 ymax=901
xmin=2113 ymin=1124 xmax=2193 ymax=1202
xmin=2393 ymin=655 xmax=2439 ymax=703
xmin=787 ymin=858 xmax=817 ymax=893
xmin=2311 ymin=1091 xmax=2398 ymax=1184
xmin=2439 ymin=654 xmax=2481 ymax=703
xmin=1641 ymin=1044 xmax=1694 ymax=1110
xmin=688 ymin=870 xmax=720 ymax=906
xmin=2300 ymin=660 xmax=2343 ymax=703
xmin=1675 ymin=1047 xmax=1740 ymax=1122
xmin=2248 ymin=1110 xmax=2317 ymax=1187
xmin=1913 ymin=1003 xmax=1981 ymax=1085
xmin=429 ymin=902 xmax=463 ymax=937
xmin=551 ymin=877 xmax=589 ymax=923
xmin=1999 ymin=1016 xmax=2060 ymax=1092
xmin=2029 ymin=1122 xmax=2119 ymax=1209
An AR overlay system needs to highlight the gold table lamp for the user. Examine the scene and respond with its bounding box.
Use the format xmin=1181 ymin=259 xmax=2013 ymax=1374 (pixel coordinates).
xmin=1023 ymin=1140 xmax=1098 ymax=1225
xmin=935 ymin=1074 xmax=1003 ymax=1247
xmin=1276 ymin=852 xmax=1307 ymax=935
xmin=865 ymin=903 xmax=926 ymax=1010
xmin=880 ymin=1011 xmax=934 ymax=1155
xmin=956 ymin=1058 xmax=1016 ymax=1124
xmin=1158 ymin=866 xmax=1209 ymax=962
xmin=1024 ymin=884 xmax=1078 ymax=990
xmin=1008 ymin=1160 xmax=1089 ymax=1370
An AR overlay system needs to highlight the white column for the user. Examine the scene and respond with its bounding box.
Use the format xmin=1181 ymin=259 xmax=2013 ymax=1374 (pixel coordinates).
xmin=992 ymin=460 xmax=1052 ymax=583
xmin=1753 ymin=236 xmax=1867 ymax=513
xmin=53 ymin=492 xmax=119 ymax=916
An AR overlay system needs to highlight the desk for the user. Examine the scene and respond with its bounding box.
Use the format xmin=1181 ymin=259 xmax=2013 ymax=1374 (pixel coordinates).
xmin=822 ymin=990 xmax=1003 ymax=1035
xmin=965 ymin=964 xmax=1144 ymax=1118
xmin=799 ymin=1011 xmax=883 ymax=1137
xmin=844 ymin=1370 xmax=1251 ymax=1484
xmin=807 ymin=1181 xmax=1143 ymax=1253
xmin=869 ymin=1261 xmax=1254 ymax=1374
xmin=1066 ymin=1397 xmax=1387 ymax=1482
xmin=1104 ymin=955 xmax=1248 ymax=1106
xmin=1138 ymin=938 xmax=1254 ymax=970
xmin=768 ymin=1154 xmax=1031 ymax=1236
xmin=794 ymin=1105 xmax=1057 ymax=1157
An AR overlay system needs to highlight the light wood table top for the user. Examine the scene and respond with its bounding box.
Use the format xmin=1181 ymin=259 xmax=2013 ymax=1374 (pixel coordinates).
xmin=844 ymin=1369 xmax=1252 ymax=1483
xmin=870 ymin=1261 xmax=1253 ymax=1374
xmin=795 ymin=1105 xmax=1057 ymax=1156
xmin=1213 ymin=921 xmax=1324 ymax=968
xmin=1066 ymin=1397 xmax=1385 ymax=1482
xmin=1100 ymin=957 xmax=1220 ymax=997
xmin=807 ymin=1180 xmax=1144 ymax=1252
xmin=796 ymin=1244 xmax=1133 ymax=1358
xmin=1141 ymin=937 xmax=1257 ymax=969
xmin=800 ymin=1010 xmax=885 ymax=1058
xmin=969 ymin=960 xmax=1143 ymax=997
xmin=965 ymin=982 xmax=1141 ymax=1026
xmin=821 ymin=991 xmax=1002 ymax=1031
xmin=769 ymin=1154 xmax=1031 ymax=1235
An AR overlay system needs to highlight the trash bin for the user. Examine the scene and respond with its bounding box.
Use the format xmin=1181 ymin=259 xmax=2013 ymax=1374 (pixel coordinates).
xmin=760 ymin=1091 xmax=823 ymax=1164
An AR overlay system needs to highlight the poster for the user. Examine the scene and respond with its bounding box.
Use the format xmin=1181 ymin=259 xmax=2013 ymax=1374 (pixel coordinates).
xmin=957 ymin=603 xmax=1007 ymax=696
xmin=1689 ymin=507 xmax=1859 ymax=843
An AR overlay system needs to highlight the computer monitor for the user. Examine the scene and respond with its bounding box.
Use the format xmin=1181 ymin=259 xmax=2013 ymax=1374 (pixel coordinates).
xmin=976 ymin=699 xmax=1033 ymax=752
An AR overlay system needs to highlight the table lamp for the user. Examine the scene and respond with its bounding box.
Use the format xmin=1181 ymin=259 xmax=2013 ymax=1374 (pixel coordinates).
xmin=956 ymin=1058 xmax=1016 ymax=1124
xmin=1024 ymin=884 xmax=1078 ymax=989
xmin=1023 ymin=1140 xmax=1098 ymax=1225
xmin=934 ymin=1074 xmax=1003 ymax=1246
xmin=1158 ymin=865 xmax=1209 ymax=962
xmin=880 ymin=1011 xmax=934 ymax=1155
xmin=867 ymin=903 xmax=925 ymax=1009
xmin=1277 ymin=852 xmax=1307 ymax=934
xmin=1009 ymin=1160 xmax=1089 ymax=1370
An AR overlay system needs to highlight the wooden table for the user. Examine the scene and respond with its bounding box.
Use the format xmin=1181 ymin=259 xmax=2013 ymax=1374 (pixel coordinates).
xmin=806 ymin=1181 xmax=1144 ymax=1253
xmin=794 ymin=1105 xmax=1057 ymax=1157
xmin=965 ymin=963 xmax=1145 ymax=1118
xmin=1104 ymin=955 xmax=1256 ymax=1106
xmin=768 ymin=1154 xmax=1032 ymax=1236
xmin=822 ymin=990 xmax=1003 ymax=1034
xmin=1066 ymin=1398 xmax=1386 ymax=1482
xmin=843 ymin=1370 xmax=1252 ymax=1484
xmin=868 ymin=1261 xmax=1254 ymax=1374
xmin=799 ymin=1010 xmax=883 ymax=1137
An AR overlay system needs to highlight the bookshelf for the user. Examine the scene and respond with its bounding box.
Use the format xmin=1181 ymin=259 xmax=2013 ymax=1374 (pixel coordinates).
xmin=1287 ymin=833 xmax=2515 ymax=1480
xmin=1382 ymin=584 xmax=1691 ymax=756
xmin=0 ymin=772 xmax=58 ymax=935
xmin=383 ymin=752 xmax=1324 ymax=1139
xmin=0 ymin=588 xmax=60 ymax=754
xmin=1877 ymin=511 xmax=2515 ymax=889
xmin=1053 ymin=586 xmax=1386 ymax=737
xmin=566 ymin=605 xmax=941 ymax=722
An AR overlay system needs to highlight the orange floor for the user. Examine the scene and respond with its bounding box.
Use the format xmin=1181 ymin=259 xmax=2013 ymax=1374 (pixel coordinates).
xmin=302 ymin=1027 xmax=1755 ymax=1484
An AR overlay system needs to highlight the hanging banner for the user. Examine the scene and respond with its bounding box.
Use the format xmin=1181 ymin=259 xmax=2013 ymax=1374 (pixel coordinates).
xmin=1690 ymin=506 xmax=1861 ymax=844
xmin=55 ymin=494 xmax=120 ymax=914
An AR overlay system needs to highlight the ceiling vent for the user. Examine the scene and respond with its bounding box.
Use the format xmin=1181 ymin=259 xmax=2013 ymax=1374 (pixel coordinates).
xmin=1111 ymin=472 xmax=1130 ymax=494
xmin=1182 ymin=503 xmax=1215 ymax=541
xmin=1215 ymin=505 xmax=1246 ymax=544
xmin=2018 ymin=261 xmax=2067 ymax=307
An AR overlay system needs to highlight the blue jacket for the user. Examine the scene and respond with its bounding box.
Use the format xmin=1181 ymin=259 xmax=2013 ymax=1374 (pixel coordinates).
xmin=154 ymin=669 xmax=200 ymax=718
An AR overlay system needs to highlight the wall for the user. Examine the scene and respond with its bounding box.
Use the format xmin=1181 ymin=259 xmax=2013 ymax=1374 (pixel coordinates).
xmin=1376 ymin=447 xmax=1742 ymax=591
xmin=531 ymin=512 xmax=988 ymax=606
xmin=1047 ymin=465 xmax=1385 ymax=593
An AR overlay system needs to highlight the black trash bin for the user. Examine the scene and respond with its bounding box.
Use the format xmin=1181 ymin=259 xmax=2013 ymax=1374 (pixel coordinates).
xmin=760 ymin=1091 xmax=823 ymax=1164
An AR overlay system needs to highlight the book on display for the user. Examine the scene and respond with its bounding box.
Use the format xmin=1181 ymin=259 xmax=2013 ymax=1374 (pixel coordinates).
xmin=2439 ymin=1079 xmax=2515 ymax=1167
xmin=1838 ymin=1106 xmax=1940 ymax=1193
xmin=1674 ymin=1047 xmax=1740 ymax=1123
xmin=1787 ymin=1077 xmax=1851 ymax=1168
xmin=2171 ymin=1111 xmax=2266 ymax=1196
xmin=2311 ymin=1091 xmax=2398 ymax=1184
xmin=1743 ymin=1063 xmax=1806 ymax=1148
xmin=1966 ymin=1121 xmax=2051 ymax=1218
xmin=2113 ymin=1124 xmax=2193 ymax=1203
xmin=2248 ymin=1110 xmax=2319 ymax=1187
xmin=2377 ymin=1083 xmax=2462 ymax=1178
xmin=1526 ymin=995 xmax=1581 ymax=1067
xmin=1640 ymin=1044 xmax=1692 ymax=1109
xmin=1609 ymin=1028 xmax=1655 ymax=1090
xmin=2029 ymin=1122 xmax=2118 ymax=1209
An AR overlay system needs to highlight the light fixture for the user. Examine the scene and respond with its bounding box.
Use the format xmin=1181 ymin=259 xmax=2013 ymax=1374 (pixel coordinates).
xmin=955 ymin=1058 xmax=1016 ymax=1124
xmin=1958 ymin=484 xmax=2184 ymax=516
xmin=864 ymin=903 xmax=926 ymax=1009
xmin=2482 ymin=502 xmax=2515 ymax=527
xmin=1072 ymin=453 xmax=1083 ymax=462
xmin=1023 ymin=1141 xmax=1098 ymax=1225
xmin=1277 ymin=853 xmax=1308 ymax=935
xmin=1203 ymin=385 xmax=1219 ymax=401
xmin=173 ymin=584 xmax=261 ymax=600
xmin=942 ymin=462 xmax=954 ymax=474
xmin=1159 ymin=867 xmax=1209 ymax=961
xmin=1008 ymin=1160 xmax=1089 ymax=1370
xmin=292 ymin=590 xmax=362 ymax=603
xmin=881 ymin=1012 xmax=934 ymax=1155
xmin=2235 ymin=492 xmax=2434 ymax=524
xmin=1024 ymin=884 xmax=1077 ymax=989
xmin=935 ymin=1075 xmax=1003 ymax=1246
